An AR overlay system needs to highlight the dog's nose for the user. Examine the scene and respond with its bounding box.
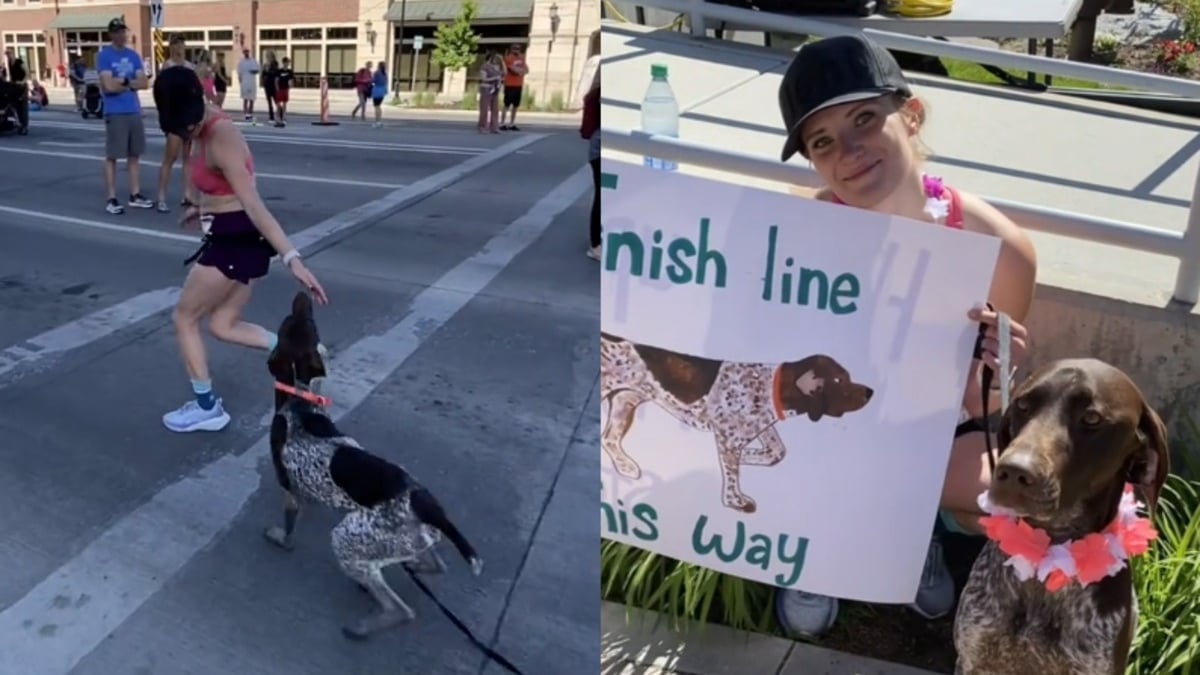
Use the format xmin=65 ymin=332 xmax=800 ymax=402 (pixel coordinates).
xmin=993 ymin=452 xmax=1047 ymax=497
xmin=862 ymin=386 xmax=874 ymax=401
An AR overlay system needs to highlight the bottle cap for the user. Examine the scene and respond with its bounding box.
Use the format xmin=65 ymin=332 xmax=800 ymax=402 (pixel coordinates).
xmin=651 ymin=63 xmax=668 ymax=79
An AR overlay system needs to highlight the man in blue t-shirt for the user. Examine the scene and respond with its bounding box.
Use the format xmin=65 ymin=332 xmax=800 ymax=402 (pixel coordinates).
xmin=96 ymin=17 xmax=153 ymax=214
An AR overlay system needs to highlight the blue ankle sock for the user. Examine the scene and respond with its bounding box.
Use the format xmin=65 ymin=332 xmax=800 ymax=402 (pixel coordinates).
xmin=264 ymin=330 xmax=278 ymax=352
xmin=191 ymin=379 xmax=216 ymax=411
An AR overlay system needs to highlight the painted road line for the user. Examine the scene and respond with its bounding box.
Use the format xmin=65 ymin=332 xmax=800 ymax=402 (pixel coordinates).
xmin=0 ymin=205 xmax=198 ymax=244
xmin=289 ymin=133 xmax=547 ymax=255
xmin=0 ymin=287 xmax=182 ymax=383
xmin=0 ymin=133 xmax=546 ymax=384
xmin=0 ymin=146 xmax=406 ymax=189
xmin=0 ymin=165 xmax=591 ymax=675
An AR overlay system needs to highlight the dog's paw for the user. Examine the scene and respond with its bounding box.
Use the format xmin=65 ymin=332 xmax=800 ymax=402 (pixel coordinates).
xmin=724 ymin=495 xmax=757 ymax=514
xmin=341 ymin=608 xmax=414 ymax=640
xmin=263 ymin=526 xmax=294 ymax=551
xmin=612 ymin=457 xmax=642 ymax=479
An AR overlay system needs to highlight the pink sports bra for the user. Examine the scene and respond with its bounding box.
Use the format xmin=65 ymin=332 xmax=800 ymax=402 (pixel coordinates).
xmin=830 ymin=181 xmax=964 ymax=229
xmin=190 ymin=113 xmax=255 ymax=197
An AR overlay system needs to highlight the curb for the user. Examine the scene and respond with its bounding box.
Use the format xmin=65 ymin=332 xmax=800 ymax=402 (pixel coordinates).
xmin=601 ymin=601 xmax=943 ymax=675
xmin=45 ymin=86 xmax=580 ymax=126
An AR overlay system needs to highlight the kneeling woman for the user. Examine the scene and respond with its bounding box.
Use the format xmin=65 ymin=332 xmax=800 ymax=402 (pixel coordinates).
xmin=155 ymin=67 xmax=329 ymax=433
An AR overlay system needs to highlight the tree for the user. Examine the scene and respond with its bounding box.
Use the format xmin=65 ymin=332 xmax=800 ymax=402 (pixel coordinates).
xmin=431 ymin=0 xmax=481 ymax=73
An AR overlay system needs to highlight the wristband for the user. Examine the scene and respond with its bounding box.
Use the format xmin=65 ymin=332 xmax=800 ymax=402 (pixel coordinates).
xmin=281 ymin=249 xmax=301 ymax=267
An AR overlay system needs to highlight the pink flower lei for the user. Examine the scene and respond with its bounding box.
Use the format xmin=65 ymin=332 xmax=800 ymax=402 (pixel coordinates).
xmin=977 ymin=484 xmax=1159 ymax=592
xmin=922 ymin=174 xmax=949 ymax=223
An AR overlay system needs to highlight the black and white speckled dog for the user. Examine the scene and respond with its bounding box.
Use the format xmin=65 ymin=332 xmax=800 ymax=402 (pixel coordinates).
xmin=264 ymin=291 xmax=484 ymax=640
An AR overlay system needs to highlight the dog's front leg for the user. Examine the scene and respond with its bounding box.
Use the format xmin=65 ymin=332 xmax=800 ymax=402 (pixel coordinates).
xmin=739 ymin=426 xmax=786 ymax=467
xmin=715 ymin=434 xmax=755 ymax=513
xmin=263 ymin=491 xmax=300 ymax=551
xmin=404 ymin=546 xmax=447 ymax=575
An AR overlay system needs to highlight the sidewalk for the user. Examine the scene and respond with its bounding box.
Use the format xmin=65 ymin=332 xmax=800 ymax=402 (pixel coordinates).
xmin=45 ymin=85 xmax=580 ymax=126
xmin=601 ymin=602 xmax=940 ymax=675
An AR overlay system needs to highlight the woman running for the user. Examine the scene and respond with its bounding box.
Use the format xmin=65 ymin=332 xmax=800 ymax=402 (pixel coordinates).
xmin=153 ymin=34 xmax=197 ymax=213
xmin=154 ymin=66 xmax=329 ymax=433
xmin=771 ymin=35 xmax=1036 ymax=638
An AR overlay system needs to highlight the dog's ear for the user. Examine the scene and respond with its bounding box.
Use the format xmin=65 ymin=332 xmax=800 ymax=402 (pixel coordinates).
xmin=1128 ymin=401 xmax=1169 ymax=516
xmin=292 ymin=291 xmax=313 ymax=319
xmin=794 ymin=368 xmax=825 ymax=422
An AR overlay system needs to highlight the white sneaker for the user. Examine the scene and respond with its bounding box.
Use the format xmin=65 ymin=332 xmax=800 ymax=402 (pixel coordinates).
xmin=162 ymin=398 xmax=231 ymax=433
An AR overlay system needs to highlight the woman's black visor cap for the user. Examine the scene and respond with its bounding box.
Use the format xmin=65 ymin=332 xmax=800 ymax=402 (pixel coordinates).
xmin=778 ymin=35 xmax=912 ymax=161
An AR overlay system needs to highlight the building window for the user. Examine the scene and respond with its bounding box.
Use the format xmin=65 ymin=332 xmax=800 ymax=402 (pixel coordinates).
xmin=208 ymin=30 xmax=234 ymax=43
xmin=290 ymin=45 xmax=321 ymax=88
xmin=175 ymin=30 xmax=205 ymax=43
xmin=325 ymin=45 xmax=357 ymax=89
xmin=327 ymin=27 xmax=357 ymax=41
xmin=259 ymin=29 xmax=286 ymax=42
xmin=290 ymin=27 xmax=321 ymax=41
xmin=260 ymin=44 xmax=286 ymax=65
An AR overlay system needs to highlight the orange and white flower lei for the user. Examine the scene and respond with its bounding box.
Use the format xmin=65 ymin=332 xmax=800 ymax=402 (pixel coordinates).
xmin=977 ymin=484 xmax=1158 ymax=592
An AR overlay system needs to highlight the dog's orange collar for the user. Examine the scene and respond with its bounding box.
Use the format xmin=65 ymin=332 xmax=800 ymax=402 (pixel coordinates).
xmin=275 ymin=381 xmax=331 ymax=407
xmin=771 ymin=366 xmax=787 ymax=421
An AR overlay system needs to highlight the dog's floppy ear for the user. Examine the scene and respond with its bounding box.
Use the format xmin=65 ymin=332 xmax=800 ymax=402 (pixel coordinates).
xmin=794 ymin=367 xmax=825 ymax=422
xmin=292 ymin=291 xmax=313 ymax=319
xmin=1128 ymin=401 xmax=1169 ymax=516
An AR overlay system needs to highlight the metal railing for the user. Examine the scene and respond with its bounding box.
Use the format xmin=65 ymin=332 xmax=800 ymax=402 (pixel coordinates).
xmin=601 ymin=8 xmax=1200 ymax=305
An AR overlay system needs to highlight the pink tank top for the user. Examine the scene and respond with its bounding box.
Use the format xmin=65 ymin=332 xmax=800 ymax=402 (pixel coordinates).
xmin=190 ymin=113 xmax=256 ymax=196
xmin=830 ymin=177 xmax=965 ymax=229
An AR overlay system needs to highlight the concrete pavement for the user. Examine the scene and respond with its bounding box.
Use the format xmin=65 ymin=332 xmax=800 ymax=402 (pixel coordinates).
xmin=0 ymin=104 xmax=598 ymax=674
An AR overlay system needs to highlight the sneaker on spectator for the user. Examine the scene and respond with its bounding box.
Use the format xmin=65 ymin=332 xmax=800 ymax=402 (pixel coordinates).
xmin=105 ymin=198 xmax=124 ymax=215
xmin=129 ymin=193 xmax=154 ymax=209
xmin=908 ymin=534 xmax=956 ymax=619
xmin=775 ymin=588 xmax=838 ymax=639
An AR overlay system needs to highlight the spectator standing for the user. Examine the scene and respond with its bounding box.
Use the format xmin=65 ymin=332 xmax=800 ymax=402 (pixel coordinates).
xmin=370 ymin=61 xmax=388 ymax=128
xmin=477 ymin=52 xmax=503 ymax=134
xmin=273 ymin=57 xmax=294 ymax=127
xmin=235 ymin=48 xmax=259 ymax=123
xmin=351 ymin=61 xmax=373 ymax=120
xmin=96 ymin=17 xmax=153 ymax=214
xmin=261 ymin=52 xmax=280 ymax=124
xmin=501 ymin=44 xmax=528 ymax=131
xmin=582 ymin=66 xmax=600 ymax=260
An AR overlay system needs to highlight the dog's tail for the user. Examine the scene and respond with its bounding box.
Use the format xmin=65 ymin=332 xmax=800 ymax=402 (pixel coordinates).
xmin=411 ymin=488 xmax=484 ymax=576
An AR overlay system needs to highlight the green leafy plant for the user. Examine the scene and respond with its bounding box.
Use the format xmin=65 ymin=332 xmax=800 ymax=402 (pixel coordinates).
xmin=431 ymin=0 xmax=481 ymax=74
xmin=600 ymin=540 xmax=777 ymax=634
xmin=1093 ymin=33 xmax=1122 ymax=65
xmin=1128 ymin=474 xmax=1200 ymax=674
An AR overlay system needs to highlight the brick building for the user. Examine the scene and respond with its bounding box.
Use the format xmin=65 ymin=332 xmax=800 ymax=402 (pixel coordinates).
xmin=0 ymin=0 xmax=598 ymax=103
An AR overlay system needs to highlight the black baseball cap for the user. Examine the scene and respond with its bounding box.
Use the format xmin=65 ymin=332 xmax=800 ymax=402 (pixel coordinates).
xmin=107 ymin=17 xmax=128 ymax=33
xmin=778 ymin=34 xmax=912 ymax=161
xmin=155 ymin=66 xmax=206 ymax=138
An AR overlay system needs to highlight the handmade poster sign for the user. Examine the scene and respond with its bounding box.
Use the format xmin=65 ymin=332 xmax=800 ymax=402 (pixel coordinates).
xmin=599 ymin=161 xmax=1002 ymax=604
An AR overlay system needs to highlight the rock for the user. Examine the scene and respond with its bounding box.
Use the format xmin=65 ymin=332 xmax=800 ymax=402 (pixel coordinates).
xmin=1097 ymin=1 xmax=1183 ymax=46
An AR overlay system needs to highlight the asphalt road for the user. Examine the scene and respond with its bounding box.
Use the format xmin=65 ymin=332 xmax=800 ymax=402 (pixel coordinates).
xmin=0 ymin=106 xmax=599 ymax=675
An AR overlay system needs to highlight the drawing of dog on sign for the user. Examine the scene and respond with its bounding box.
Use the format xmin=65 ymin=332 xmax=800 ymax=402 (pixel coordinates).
xmin=600 ymin=332 xmax=875 ymax=513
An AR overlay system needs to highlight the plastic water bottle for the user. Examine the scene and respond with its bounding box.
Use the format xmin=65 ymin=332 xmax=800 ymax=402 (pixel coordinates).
xmin=640 ymin=63 xmax=679 ymax=172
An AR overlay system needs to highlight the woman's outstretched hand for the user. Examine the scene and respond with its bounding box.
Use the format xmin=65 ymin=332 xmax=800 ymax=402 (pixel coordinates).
xmin=288 ymin=259 xmax=329 ymax=305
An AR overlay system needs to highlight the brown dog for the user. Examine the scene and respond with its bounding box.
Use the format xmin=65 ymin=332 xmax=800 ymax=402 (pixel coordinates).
xmin=600 ymin=332 xmax=873 ymax=513
xmin=954 ymin=358 xmax=1169 ymax=675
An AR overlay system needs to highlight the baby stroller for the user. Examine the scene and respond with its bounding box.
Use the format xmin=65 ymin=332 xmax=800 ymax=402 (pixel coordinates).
xmin=79 ymin=69 xmax=103 ymax=119
xmin=0 ymin=80 xmax=29 ymax=136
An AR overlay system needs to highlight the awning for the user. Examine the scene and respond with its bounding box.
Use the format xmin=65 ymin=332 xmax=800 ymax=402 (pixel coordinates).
xmin=48 ymin=13 xmax=123 ymax=31
xmin=384 ymin=0 xmax=534 ymax=23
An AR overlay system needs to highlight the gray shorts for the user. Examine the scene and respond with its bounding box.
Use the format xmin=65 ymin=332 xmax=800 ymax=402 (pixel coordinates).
xmin=104 ymin=114 xmax=147 ymax=160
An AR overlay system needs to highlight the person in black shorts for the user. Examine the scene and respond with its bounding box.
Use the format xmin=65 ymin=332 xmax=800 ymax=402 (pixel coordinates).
xmin=212 ymin=52 xmax=228 ymax=107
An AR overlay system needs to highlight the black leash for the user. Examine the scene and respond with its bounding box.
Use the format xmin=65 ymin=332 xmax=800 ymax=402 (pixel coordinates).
xmin=974 ymin=302 xmax=1012 ymax=473
xmin=403 ymin=567 xmax=526 ymax=675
